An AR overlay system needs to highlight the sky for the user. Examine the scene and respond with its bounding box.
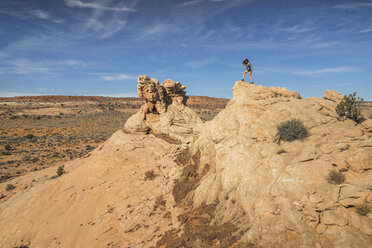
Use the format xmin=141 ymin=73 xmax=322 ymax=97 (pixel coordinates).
xmin=0 ymin=0 xmax=371 ymax=100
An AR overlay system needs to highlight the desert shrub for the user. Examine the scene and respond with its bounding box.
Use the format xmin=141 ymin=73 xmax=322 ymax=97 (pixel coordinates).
xmin=56 ymin=165 xmax=65 ymax=177
xmin=1 ymin=151 xmax=11 ymax=155
xmin=326 ymin=171 xmax=345 ymax=185
xmin=86 ymin=145 xmax=94 ymax=151
xmin=178 ymin=176 xmax=188 ymax=183
xmin=25 ymin=134 xmax=34 ymax=139
xmin=355 ymin=203 xmax=370 ymax=216
xmin=4 ymin=144 xmax=11 ymax=151
xmin=144 ymin=170 xmax=156 ymax=181
xmin=336 ymin=92 xmax=364 ymax=123
xmin=277 ymin=119 xmax=309 ymax=142
xmin=22 ymin=155 xmax=31 ymax=161
xmin=277 ymin=148 xmax=286 ymax=154
xmin=6 ymin=183 xmax=15 ymax=191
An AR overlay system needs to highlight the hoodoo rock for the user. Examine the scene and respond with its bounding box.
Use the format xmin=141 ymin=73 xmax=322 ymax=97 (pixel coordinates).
xmin=0 ymin=78 xmax=371 ymax=248
xmin=124 ymin=75 xmax=203 ymax=143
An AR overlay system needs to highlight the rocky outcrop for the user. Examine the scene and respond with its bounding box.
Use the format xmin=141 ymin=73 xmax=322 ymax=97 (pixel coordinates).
xmin=187 ymin=81 xmax=372 ymax=247
xmin=308 ymin=89 xmax=345 ymax=118
xmin=124 ymin=75 xmax=203 ymax=143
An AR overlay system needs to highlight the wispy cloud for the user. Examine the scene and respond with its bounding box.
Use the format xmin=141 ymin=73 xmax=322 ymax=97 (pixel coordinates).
xmin=0 ymin=58 xmax=89 ymax=75
xmin=176 ymin=0 xmax=202 ymax=7
xmin=100 ymin=74 xmax=136 ymax=81
xmin=84 ymin=16 xmax=127 ymax=39
xmin=0 ymin=6 xmax=64 ymax=24
xmin=292 ymin=67 xmax=359 ymax=75
xmin=333 ymin=1 xmax=372 ymax=10
xmin=0 ymin=59 xmax=54 ymax=74
xmin=358 ymin=27 xmax=372 ymax=33
xmin=30 ymin=9 xmax=50 ymax=19
xmin=185 ymin=58 xmax=216 ymax=68
xmin=65 ymin=0 xmax=135 ymax=12
xmin=134 ymin=22 xmax=180 ymax=40
xmin=279 ymin=24 xmax=316 ymax=33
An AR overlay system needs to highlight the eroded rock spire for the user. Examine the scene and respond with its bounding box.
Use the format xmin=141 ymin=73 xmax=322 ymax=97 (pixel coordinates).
xmin=124 ymin=75 xmax=203 ymax=142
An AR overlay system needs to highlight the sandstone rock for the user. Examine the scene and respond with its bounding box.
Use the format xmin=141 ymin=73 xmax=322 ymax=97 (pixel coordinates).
xmin=308 ymin=97 xmax=338 ymax=115
xmin=346 ymin=148 xmax=372 ymax=172
xmin=189 ymin=81 xmax=372 ymax=247
xmin=322 ymin=209 xmax=348 ymax=226
xmin=268 ymin=86 xmax=301 ymax=99
xmin=343 ymin=127 xmax=364 ymax=138
xmin=361 ymin=119 xmax=372 ymax=132
xmin=0 ymin=131 xmax=184 ymax=248
xmin=137 ymin=75 xmax=166 ymax=114
xmin=316 ymin=223 xmax=327 ymax=234
xmin=339 ymin=185 xmax=368 ymax=207
xmin=323 ymin=90 xmax=344 ymax=103
xmin=124 ymin=75 xmax=203 ymax=143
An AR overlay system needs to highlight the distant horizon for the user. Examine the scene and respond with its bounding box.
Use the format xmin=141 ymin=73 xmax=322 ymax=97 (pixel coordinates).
xmin=1 ymin=92 xmax=372 ymax=102
xmin=1 ymin=0 xmax=372 ymax=100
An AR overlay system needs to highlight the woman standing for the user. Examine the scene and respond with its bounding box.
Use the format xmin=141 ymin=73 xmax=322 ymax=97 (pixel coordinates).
xmin=242 ymin=59 xmax=254 ymax=84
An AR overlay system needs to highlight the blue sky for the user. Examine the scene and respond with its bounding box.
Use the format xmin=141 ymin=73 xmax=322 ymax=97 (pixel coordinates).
xmin=0 ymin=0 xmax=371 ymax=99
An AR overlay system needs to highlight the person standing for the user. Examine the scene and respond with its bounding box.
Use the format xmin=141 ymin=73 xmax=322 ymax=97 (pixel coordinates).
xmin=242 ymin=59 xmax=254 ymax=84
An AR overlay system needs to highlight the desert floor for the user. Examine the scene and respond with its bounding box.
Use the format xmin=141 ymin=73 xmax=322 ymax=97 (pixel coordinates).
xmin=0 ymin=95 xmax=229 ymax=184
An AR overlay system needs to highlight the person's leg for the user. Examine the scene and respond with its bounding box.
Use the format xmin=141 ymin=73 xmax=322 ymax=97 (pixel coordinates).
xmin=242 ymin=70 xmax=248 ymax=81
xmin=248 ymin=71 xmax=253 ymax=83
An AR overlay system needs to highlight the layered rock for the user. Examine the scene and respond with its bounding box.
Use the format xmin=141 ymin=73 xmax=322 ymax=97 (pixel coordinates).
xmin=186 ymin=81 xmax=372 ymax=247
xmin=124 ymin=75 xmax=203 ymax=143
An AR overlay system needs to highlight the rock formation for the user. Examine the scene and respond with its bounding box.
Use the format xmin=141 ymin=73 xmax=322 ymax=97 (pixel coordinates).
xmin=0 ymin=78 xmax=371 ymax=248
xmin=187 ymin=81 xmax=372 ymax=247
xmin=124 ymin=75 xmax=203 ymax=143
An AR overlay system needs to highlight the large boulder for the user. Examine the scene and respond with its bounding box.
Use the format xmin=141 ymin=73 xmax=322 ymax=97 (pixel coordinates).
xmin=324 ymin=90 xmax=344 ymax=103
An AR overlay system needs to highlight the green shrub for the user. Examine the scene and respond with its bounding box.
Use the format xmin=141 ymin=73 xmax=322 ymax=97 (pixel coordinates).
xmin=355 ymin=203 xmax=370 ymax=216
xmin=56 ymin=165 xmax=65 ymax=177
xmin=6 ymin=184 xmax=15 ymax=191
xmin=277 ymin=119 xmax=309 ymax=142
xmin=326 ymin=171 xmax=345 ymax=185
xmin=25 ymin=134 xmax=34 ymax=139
xmin=4 ymin=144 xmax=11 ymax=151
xmin=336 ymin=92 xmax=364 ymax=123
